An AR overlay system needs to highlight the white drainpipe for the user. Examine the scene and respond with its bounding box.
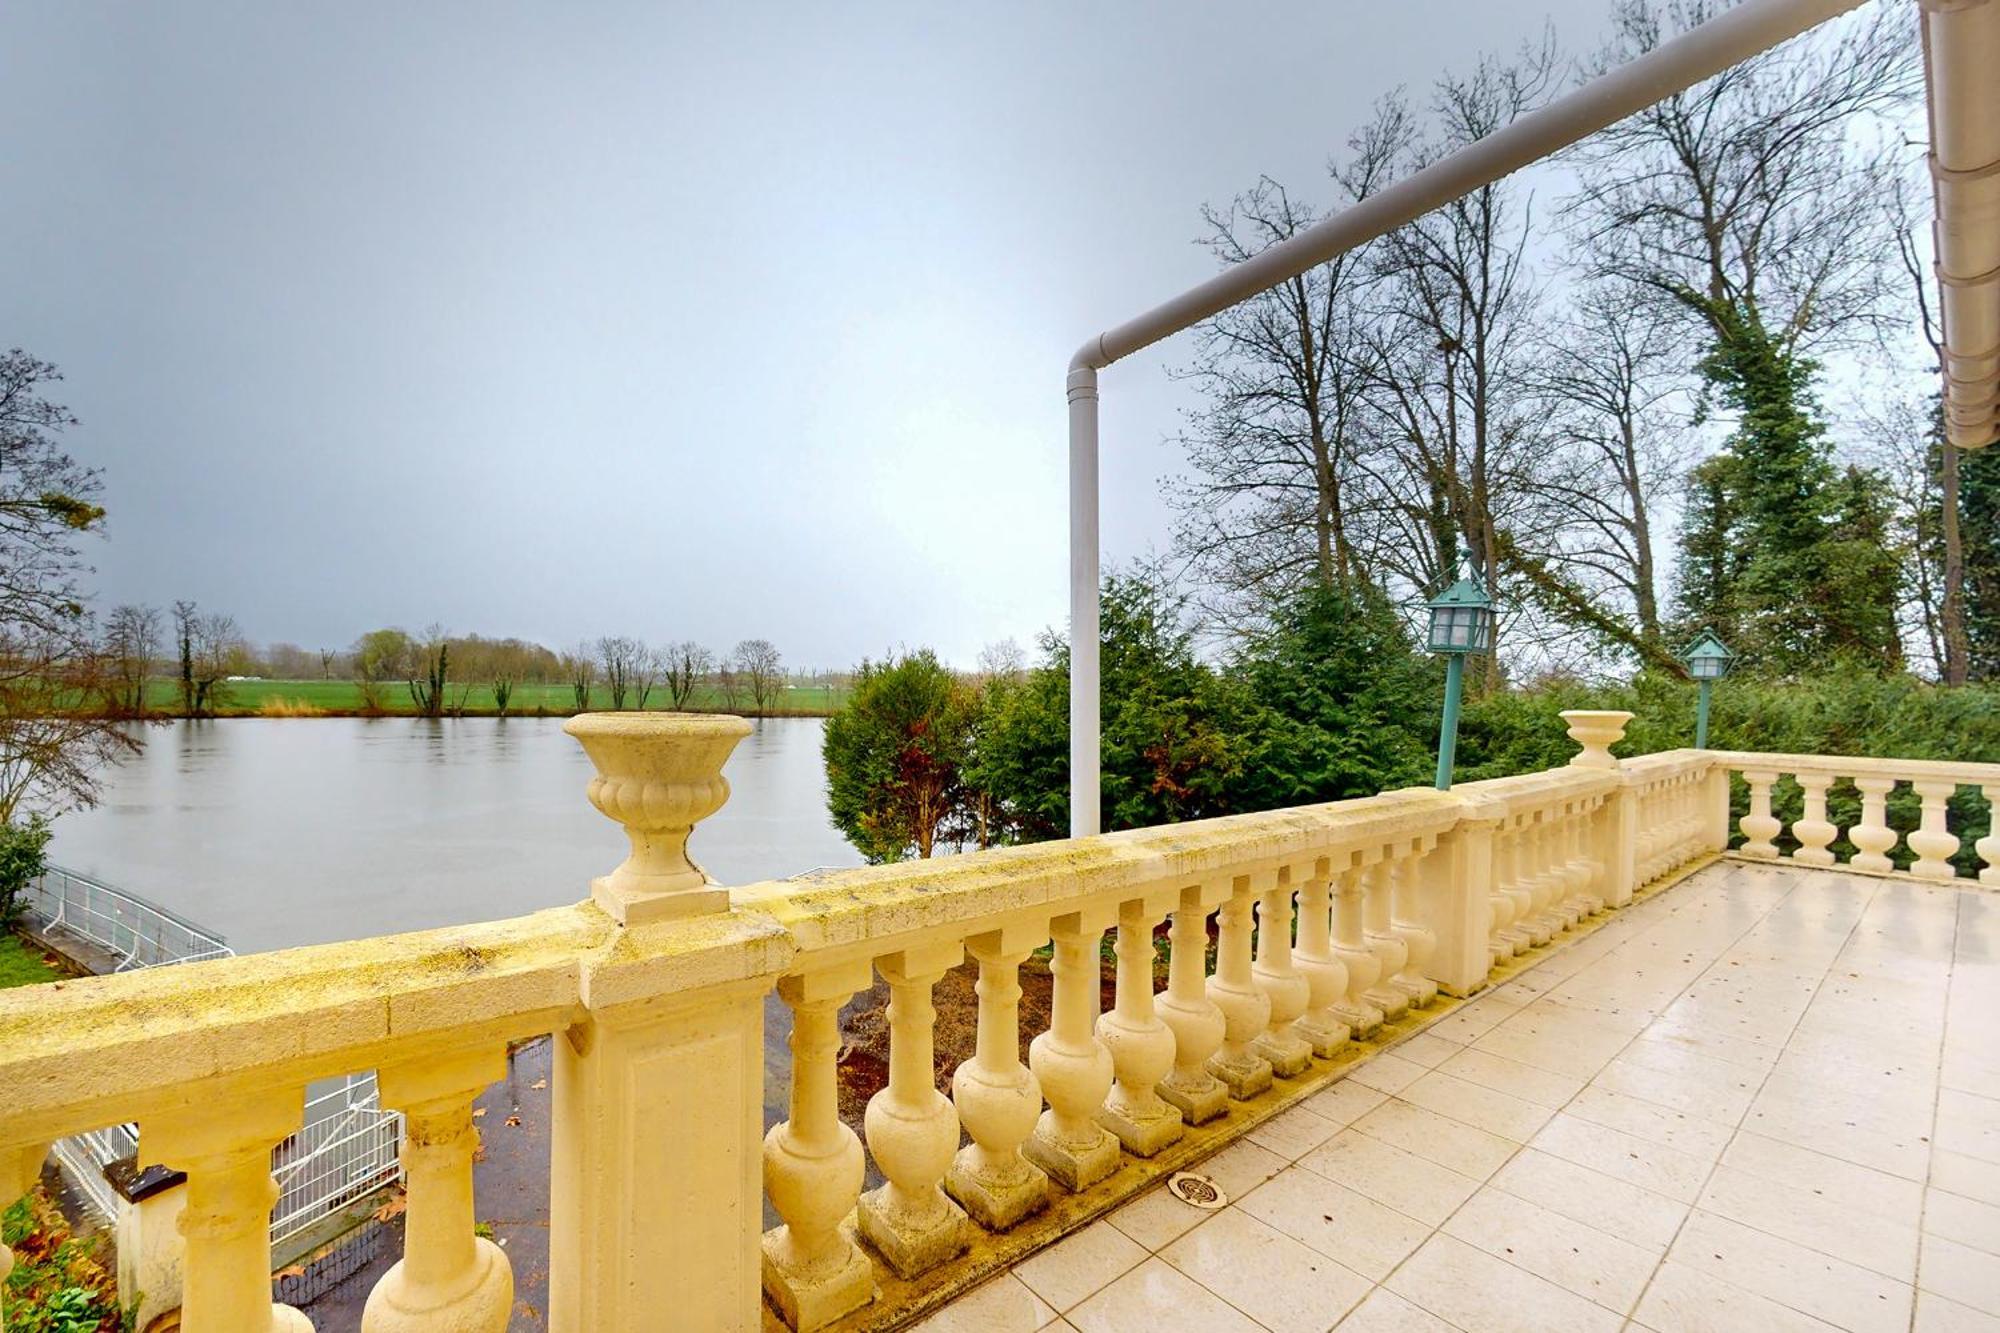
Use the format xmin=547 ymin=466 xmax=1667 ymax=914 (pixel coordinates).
xmin=1065 ymin=0 xmax=1870 ymax=836
xmin=1920 ymin=0 xmax=1999 ymax=452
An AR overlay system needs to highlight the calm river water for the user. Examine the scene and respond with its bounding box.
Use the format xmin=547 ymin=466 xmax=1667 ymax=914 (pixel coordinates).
xmin=48 ymin=716 xmax=859 ymax=954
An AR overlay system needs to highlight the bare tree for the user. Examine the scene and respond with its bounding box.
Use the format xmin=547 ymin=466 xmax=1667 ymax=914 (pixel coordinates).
xmin=261 ymin=642 xmax=317 ymax=679
xmin=1890 ymin=174 xmax=1968 ymax=683
xmin=172 ymin=601 xmax=243 ymax=718
xmin=562 ymin=643 xmax=597 ymax=712
xmin=1569 ymin=0 xmax=1918 ymax=357
xmin=173 ymin=605 xmax=243 ymax=718
xmin=596 ymin=636 xmax=641 ymax=710
xmin=0 ymin=351 xmax=141 ymax=818
xmin=1170 ymin=163 xmax=1392 ymax=606
xmin=0 ymin=650 xmax=140 ymax=824
xmin=405 ymin=623 xmax=449 ymax=718
xmin=1527 ymin=283 xmax=1696 ymax=660
xmin=662 ymin=640 xmax=713 ymax=709
xmin=103 ymin=604 xmax=161 ymax=716
xmin=733 ymin=639 xmax=782 ymax=713
xmin=1355 ymin=42 xmax=1566 ymax=673
xmin=318 ymin=647 xmax=337 ymax=678
xmin=976 ymin=638 xmax=1026 ymax=681
xmin=0 ymin=351 xmax=105 ymax=640
xmin=1857 ymin=393 xmax=1946 ymax=674
xmin=631 ymin=644 xmax=662 ymax=710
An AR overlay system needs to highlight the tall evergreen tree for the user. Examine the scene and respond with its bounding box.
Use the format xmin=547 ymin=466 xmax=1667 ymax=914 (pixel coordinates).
xmin=1231 ymin=583 xmax=1436 ymax=807
xmin=1963 ymin=445 xmax=2000 ymax=680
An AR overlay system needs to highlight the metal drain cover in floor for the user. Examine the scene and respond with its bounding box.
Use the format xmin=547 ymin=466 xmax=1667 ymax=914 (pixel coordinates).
xmin=1165 ymin=1171 xmax=1227 ymax=1209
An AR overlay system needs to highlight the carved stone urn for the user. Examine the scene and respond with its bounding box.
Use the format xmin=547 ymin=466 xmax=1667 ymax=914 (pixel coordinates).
xmin=564 ymin=711 xmax=752 ymax=924
xmin=1559 ymin=709 xmax=1633 ymax=770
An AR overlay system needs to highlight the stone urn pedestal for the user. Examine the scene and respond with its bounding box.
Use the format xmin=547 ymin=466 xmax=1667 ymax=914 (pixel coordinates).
xmin=564 ymin=711 xmax=752 ymax=924
xmin=1559 ymin=710 xmax=1633 ymax=770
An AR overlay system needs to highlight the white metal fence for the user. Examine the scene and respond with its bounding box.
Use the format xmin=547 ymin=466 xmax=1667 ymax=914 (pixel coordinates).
xmin=272 ymin=1076 xmax=403 ymax=1248
xmin=19 ymin=866 xmax=403 ymax=1242
xmin=15 ymin=864 xmax=232 ymax=970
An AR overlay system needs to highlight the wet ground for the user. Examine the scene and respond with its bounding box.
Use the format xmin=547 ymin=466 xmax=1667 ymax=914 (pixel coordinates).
xmin=301 ymin=1039 xmax=554 ymax=1332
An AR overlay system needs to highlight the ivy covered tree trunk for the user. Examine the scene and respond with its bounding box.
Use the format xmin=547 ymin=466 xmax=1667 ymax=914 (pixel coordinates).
xmin=1674 ymin=301 xmax=1901 ymax=674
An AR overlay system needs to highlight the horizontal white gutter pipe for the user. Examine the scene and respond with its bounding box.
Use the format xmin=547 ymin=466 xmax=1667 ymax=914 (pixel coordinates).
xmin=1919 ymin=0 xmax=2000 ymax=452
xmin=1065 ymin=0 xmax=1868 ymax=836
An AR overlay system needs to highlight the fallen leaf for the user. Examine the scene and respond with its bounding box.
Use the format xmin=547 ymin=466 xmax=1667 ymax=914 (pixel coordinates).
xmin=373 ymin=1193 xmax=408 ymax=1223
xmin=274 ymin=1264 xmax=306 ymax=1280
xmin=530 ymin=1079 xmax=547 ymax=1090
xmin=504 ymin=1113 xmax=522 ymax=1127
xmin=472 ymin=1108 xmax=487 ymax=1118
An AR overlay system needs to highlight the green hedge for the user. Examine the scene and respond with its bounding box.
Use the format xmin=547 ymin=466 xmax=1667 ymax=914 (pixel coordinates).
xmin=1459 ymin=673 xmax=2000 ymax=874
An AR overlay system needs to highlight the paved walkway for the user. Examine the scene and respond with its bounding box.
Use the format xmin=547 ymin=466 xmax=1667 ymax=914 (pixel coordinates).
xmin=917 ymin=862 xmax=2000 ymax=1333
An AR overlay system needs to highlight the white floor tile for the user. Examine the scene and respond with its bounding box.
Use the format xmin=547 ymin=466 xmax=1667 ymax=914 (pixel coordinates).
xmin=1385 ymin=1233 xmax=1622 ymax=1332
xmin=1159 ymin=1208 xmax=1372 ymax=1333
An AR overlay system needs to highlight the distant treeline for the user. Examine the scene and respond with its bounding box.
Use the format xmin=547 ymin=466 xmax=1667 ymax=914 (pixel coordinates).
xmin=92 ymin=606 xmax=849 ymax=718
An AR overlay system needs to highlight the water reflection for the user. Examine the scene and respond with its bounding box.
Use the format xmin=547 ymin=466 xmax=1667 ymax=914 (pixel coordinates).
xmin=52 ymin=717 xmax=859 ymax=954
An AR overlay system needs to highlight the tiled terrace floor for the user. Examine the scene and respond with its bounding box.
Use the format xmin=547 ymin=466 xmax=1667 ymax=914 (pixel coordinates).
xmin=916 ymin=862 xmax=2000 ymax=1333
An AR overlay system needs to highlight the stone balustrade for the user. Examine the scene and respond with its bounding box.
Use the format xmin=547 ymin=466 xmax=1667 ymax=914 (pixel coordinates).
xmin=1711 ymin=752 xmax=2000 ymax=883
xmin=0 ymin=709 xmax=1750 ymax=1332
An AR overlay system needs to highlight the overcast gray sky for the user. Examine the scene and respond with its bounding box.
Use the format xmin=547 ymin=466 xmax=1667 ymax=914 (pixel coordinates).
xmin=4 ymin=0 xmax=1622 ymax=669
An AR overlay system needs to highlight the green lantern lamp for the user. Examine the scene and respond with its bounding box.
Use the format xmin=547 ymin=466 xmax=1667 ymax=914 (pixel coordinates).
xmin=1679 ymin=629 xmax=1735 ymax=750
xmin=1425 ymin=549 xmax=1497 ymax=790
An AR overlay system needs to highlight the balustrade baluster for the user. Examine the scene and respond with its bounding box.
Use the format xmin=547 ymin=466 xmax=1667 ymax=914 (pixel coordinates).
xmin=948 ymin=929 xmax=1049 ymax=1230
xmin=1522 ymin=814 xmax=1565 ymax=942
xmin=1909 ymin=780 xmax=1963 ymax=881
xmin=1292 ymin=859 xmax=1352 ymax=1057
xmin=1026 ymin=909 xmax=1120 ymax=1191
xmin=1656 ymin=780 xmax=1672 ymax=872
xmin=1790 ymin=773 xmax=1838 ymax=866
xmin=1680 ymin=774 xmax=1699 ymax=863
xmin=1556 ymin=803 xmax=1598 ymax=919
xmin=1665 ymin=784 xmax=1681 ymax=874
xmin=1848 ymin=776 xmax=1899 ymax=873
xmin=1661 ymin=779 xmax=1681 ymax=875
xmin=0 ymin=1145 xmax=44 ymax=1333
xmin=860 ymin=945 xmax=968 ymax=1279
xmin=1665 ymin=778 xmax=1686 ymax=873
xmin=1486 ymin=839 xmax=1519 ymax=966
xmin=364 ymin=1051 xmax=512 ymax=1333
xmin=1738 ymin=770 xmax=1782 ymax=859
xmin=1386 ymin=850 xmax=1439 ymax=1008
xmin=1329 ymin=864 xmax=1385 ymax=1037
xmin=1547 ymin=805 xmax=1576 ymax=915
xmin=763 ymin=965 xmax=876 ymax=1331
xmin=1645 ymin=784 xmax=1664 ymax=880
xmin=1981 ymin=784 xmax=2000 ymax=887
xmin=1156 ymin=884 xmax=1229 ymax=1123
xmin=1360 ymin=859 xmax=1411 ymax=1022
xmin=148 ymin=1088 xmax=314 ymax=1333
xmin=1205 ymin=876 xmax=1275 ymax=1097
xmin=1543 ymin=807 xmax=1581 ymax=929
xmin=1495 ymin=824 xmax=1535 ymax=953
xmin=1628 ymin=791 xmax=1649 ymax=885
xmin=1573 ymin=798 xmax=1607 ymax=914
xmin=1251 ymin=868 xmax=1314 ymax=1075
xmin=1095 ymin=895 xmax=1184 ymax=1155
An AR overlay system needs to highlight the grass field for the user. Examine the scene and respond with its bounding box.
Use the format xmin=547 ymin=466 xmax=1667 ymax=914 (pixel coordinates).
xmin=136 ymin=677 xmax=844 ymax=718
xmin=0 ymin=933 xmax=61 ymax=989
